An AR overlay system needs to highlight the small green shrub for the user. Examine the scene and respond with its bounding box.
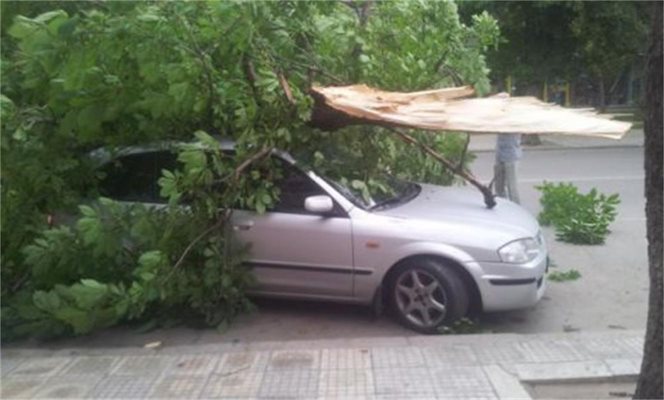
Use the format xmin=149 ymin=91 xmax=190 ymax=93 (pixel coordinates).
xmin=536 ymin=182 xmax=620 ymax=245
xmin=548 ymin=269 xmax=582 ymax=282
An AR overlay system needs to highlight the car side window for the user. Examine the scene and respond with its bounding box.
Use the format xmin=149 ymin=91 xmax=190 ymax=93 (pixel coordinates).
xmin=271 ymin=160 xmax=328 ymax=214
xmin=98 ymin=151 xmax=178 ymax=203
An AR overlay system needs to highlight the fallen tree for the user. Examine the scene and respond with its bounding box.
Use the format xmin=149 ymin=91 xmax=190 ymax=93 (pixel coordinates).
xmin=1 ymin=1 xmax=501 ymax=339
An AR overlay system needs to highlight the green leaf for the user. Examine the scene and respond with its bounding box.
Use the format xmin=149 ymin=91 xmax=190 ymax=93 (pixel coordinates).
xmin=255 ymin=200 xmax=266 ymax=214
xmin=33 ymin=290 xmax=61 ymax=312
xmin=138 ymin=250 xmax=165 ymax=270
xmin=34 ymin=10 xmax=69 ymax=24
xmin=52 ymin=307 xmax=92 ymax=334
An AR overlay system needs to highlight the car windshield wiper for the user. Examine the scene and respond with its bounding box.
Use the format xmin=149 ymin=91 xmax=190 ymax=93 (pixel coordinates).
xmin=369 ymin=183 xmax=420 ymax=211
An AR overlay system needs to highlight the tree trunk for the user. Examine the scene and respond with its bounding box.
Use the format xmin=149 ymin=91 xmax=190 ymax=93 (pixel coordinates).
xmin=633 ymin=3 xmax=663 ymax=399
xmin=598 ymin=77 xmax=606 ymax=112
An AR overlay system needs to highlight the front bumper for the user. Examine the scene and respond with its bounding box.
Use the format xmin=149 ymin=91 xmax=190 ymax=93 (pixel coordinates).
xmin=468 ymin=254 xmax=548 ymax=312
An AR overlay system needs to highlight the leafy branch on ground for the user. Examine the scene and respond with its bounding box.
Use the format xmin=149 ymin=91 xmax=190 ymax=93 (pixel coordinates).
xmin=536 ymin=182 xmax=620 ymax=245
xmin=547 ymin=269 xmax=582 ymax=282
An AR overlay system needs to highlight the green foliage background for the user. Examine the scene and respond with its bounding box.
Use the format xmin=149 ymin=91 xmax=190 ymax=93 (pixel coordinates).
xmin=1 ymin=1 xmax=499 ymax=340
xmin=458 ymin=1 xmax=650 ymax=107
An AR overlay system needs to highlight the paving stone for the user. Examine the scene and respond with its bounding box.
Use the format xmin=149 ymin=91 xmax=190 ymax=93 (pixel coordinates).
xmin=148 ymin=374 xmax=207 ymax=398
xmin=91 ymin=375 xmax=158 ymax=398
xmin=514 ymin=360 xmax=612 ymax=381
xmin=581 ymin=338 xmax=642 ymax=359
xmin=474 ymin=342 xmax=528 ymax=364
xmin=373 ymin=367 xmax=435 ymax=397
xmin=318 ymin=368 xmax=374 ymax=399
xmin=167 ymin=354 xmax=220 ymax=376
xmin=216 ymin=352 xmax=268 ymax=375
xmin=519 ymin=339 xmax=589 ymax=363
xmin=621 ymin=336 xmax=644 ymax=356
xmin=258 ymin=369 xmax=319 ymax=398
xmin=1 ymin=357 xmax=23 ymax=376
xmin=422 ymin=344 xmax=477 ymax=367
xmin=8 ymin=357 xmax=72 ymax=378
xmin=346 ymin=337 xmax=410 ymax=349
xmin=408 ymin=333 xmax=521 ymax=348
xmin=320 ymin=348 xmax=371 ymax=370
xmin=202 ymin=371 xmax=264 ymax=398
xmin=0 ymin=377 xmax=44 ymax=398
xmin=111 ymin=355 xmax=175 ymax=376
xmin=371 ymin=347 xmax=424 ymax=369
xmin=59 ymin=356 xmax=120 ymax=375
xmin=32 ymin=375 xmax=103 ymax=398
xmin=605 ymin=358 xmax=642 ymax=376
xmin=267 ymin=349 xmax=320 ymax=370
xmin=482 ymin=365 xmax=531 ymax=399
xmin=430 ymin=366 xmax=497 ymax=399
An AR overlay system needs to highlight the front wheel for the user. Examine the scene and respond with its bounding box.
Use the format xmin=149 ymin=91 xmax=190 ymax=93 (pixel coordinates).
xmin=389 ymin=258 xmax=469 ymax=334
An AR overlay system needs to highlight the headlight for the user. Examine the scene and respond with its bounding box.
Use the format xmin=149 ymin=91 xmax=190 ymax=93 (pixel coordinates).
xmin=498 ymin=238 xmax=540 ymax=264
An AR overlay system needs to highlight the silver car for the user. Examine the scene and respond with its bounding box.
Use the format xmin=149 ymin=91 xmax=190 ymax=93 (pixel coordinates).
xmin=97 ymin=142 xmax=548 ymax=333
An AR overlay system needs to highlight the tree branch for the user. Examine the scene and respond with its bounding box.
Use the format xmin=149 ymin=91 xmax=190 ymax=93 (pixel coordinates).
xmin=269 ymin=53 xmax=346 ymax=85
xmin=164 ymin=146 xmax=275 ymax=281
xmin=387 ymin=127 xmax=496 ymax=208
xmin=456 ymin=133 xmax=471 ymax=173
xmin=164 ymin=217 xmax=225 ymax=282
xmin=277 ymin=72 xmax=295 ymax=106
xmin=243 ymin=54 xmax=260 ymax=102
xmin=233 ymin=146 xmax=274 ymax=180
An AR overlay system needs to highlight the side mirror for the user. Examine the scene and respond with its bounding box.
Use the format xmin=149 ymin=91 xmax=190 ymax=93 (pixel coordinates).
xmin=304 ymin=195 xmax=334 ymax=214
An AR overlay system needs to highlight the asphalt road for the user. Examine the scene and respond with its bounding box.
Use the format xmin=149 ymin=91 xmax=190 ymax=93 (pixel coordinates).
xmin=471 ymin=146 xmax=645 ymax=223
xmin=471 ymin=146 xmax=648 ymax=334
xmin=14 ymin=146 xmax=648 ymax=349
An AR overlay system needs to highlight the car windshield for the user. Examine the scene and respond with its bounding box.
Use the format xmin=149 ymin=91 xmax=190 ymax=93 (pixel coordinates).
xmin=320 ymin=174 xmax=421 ymax=211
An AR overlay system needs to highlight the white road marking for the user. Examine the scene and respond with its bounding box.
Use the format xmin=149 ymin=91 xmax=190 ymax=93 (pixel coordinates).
xmin=519 ymin=176 xmax=643 ymax=183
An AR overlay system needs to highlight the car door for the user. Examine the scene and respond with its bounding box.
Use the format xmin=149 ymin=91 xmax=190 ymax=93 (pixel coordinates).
xmin=232 ymin=160 xmax=354 ymax=298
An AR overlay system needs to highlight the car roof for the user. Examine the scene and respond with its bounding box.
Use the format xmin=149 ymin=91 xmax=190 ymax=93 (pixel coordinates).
xmin=89 ymin=137 xmax=296 ymax=166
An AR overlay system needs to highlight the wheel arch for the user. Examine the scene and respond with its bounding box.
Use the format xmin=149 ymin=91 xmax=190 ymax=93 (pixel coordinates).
xmin=380 ymin=253 xmax=483 ymax=315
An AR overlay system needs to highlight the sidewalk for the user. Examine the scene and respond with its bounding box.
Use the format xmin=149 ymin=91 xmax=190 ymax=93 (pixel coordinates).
xmin=468 ymin=129 xmax=644 ymax=152
xmin=1 ymin=329 xmax=644 ymax=399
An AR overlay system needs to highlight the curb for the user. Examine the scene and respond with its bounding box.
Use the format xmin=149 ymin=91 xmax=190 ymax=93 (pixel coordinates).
xmin=471 ymin=143 xmax=644 ymax=153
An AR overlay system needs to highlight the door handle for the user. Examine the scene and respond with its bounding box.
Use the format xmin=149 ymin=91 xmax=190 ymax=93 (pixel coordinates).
xmin=233 ymin=221 xmax=254 ymax=231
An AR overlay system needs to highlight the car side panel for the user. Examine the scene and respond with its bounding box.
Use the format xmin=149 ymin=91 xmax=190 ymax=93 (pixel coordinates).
xmin=349 ymin=211 xmax=479 ymax=303
xmin=232 ymin=209 xmax=354 ymax=297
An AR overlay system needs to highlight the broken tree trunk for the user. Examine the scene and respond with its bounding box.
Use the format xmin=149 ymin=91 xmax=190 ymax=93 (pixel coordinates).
xmin=310 ymin=85 xmax=631 ymax=138
xmin=308 ymin=84 xmax=632 ymax=208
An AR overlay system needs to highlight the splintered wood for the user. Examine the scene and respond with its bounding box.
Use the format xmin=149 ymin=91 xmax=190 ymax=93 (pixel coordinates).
xmin=311 ymin=85 xmax=632 ymax=139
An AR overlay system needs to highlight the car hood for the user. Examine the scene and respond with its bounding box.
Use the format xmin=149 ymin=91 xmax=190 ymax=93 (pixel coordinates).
xmin=375 ymin=184 xmax=540 ymax=246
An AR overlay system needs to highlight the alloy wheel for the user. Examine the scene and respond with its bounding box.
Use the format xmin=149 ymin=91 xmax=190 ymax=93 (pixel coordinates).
xmin=394 ymin=268 xmax=448 ymax=328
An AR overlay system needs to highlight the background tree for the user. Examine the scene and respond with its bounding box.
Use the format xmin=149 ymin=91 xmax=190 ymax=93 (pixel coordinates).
xmin=569 ymin=1 xmax=649 ymax=109
xmin=459 ymin=1 xmax=580 ymax=93
xmin=634 ymin=2 xmax=663 ymax=398
xmin=458 ymin=1 xmax=650 ymax=108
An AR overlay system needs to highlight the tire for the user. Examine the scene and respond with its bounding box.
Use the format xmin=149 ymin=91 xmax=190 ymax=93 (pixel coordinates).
xmin=388 ymin=258 xmax=469 ymax=334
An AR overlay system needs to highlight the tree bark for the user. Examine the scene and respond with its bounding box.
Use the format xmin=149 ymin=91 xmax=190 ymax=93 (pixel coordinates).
xmin=598 ymin=77 xmax=606 ymax=112
xmin=634 ymin=3 xmax=663 ymax=399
